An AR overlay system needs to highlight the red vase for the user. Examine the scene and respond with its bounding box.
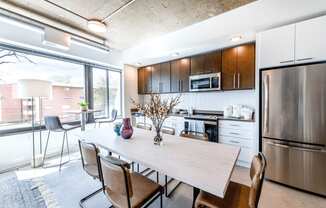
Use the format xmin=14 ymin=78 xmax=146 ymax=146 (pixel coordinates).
xmin=120 ymin=118 xmax=133 ymax=139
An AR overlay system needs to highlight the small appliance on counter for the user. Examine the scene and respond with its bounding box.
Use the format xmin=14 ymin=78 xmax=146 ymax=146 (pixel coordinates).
xmin=223 ymin=105 xmax=254 ymax=120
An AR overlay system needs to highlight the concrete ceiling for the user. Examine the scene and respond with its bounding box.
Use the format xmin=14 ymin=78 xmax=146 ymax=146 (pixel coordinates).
xmin=1 ymin=0 xmax=256 ymax=50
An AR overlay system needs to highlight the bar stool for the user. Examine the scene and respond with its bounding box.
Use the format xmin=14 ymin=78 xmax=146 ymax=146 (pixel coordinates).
xmin=94 ymin=109 xmax=118 ymax=128
xmin=43 ymin=116 xmax=80 ymax=171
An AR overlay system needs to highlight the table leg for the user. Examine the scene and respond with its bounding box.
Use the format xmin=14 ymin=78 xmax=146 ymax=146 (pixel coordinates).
xmin=192 ymin=187 xmax=200 ymax=208
xmin=81 ymin=111 xmax=86 ymax=131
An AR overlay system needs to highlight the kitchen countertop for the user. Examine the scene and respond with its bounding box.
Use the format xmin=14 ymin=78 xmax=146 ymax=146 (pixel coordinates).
xmin=132 ymin=112 xmax=255 ymax=122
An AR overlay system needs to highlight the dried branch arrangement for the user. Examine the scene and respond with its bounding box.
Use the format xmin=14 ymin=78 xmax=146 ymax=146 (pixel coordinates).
xmin=131 ymin=94 xmax=181 ymax=132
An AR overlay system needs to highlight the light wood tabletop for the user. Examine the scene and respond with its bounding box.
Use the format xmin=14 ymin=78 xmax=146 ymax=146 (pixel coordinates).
xmin=75 ymin=125 xmax=240 ymax=198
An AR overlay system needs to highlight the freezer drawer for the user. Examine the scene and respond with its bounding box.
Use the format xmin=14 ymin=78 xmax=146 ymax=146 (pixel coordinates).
xmin=263 ymin=139 xmax=326 ymax=196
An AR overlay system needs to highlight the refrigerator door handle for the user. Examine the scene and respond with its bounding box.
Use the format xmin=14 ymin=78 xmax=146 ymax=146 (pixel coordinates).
xmin=265 ymin=141 xmax=325 ymax=153
xmin=263 ymin=74 xmax=270 ymax=134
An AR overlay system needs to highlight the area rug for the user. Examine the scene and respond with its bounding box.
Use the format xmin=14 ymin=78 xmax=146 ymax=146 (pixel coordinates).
xmin=0 ymin=173 xmax=59 ymax=208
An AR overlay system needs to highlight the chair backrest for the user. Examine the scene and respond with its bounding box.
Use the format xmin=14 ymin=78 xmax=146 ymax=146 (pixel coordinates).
xmin=111 ymin=109 xmax=118 ymax=121
xmin=78 ymin=140 xmax=100 ymax=178
xmin=136 ymin=122 xmax=152 ymax=131
xmin=180 ymin=130 xmax=209 ymax=141
xmin=248 ymin=152 xmax=267 ymax=208
xmin=44 ymin=116 xmax=63 ymax=131
xmin=99 ymin=155 xmax=133 ymax=207
xmin=161 ymin=126 xmax=175 ymax=135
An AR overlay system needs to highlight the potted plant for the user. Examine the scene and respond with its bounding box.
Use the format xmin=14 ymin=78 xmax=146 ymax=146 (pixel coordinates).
xmin=79 ymin=100 xmax=88 ymax=111
xmin=131 ymin=94 xmax=180 ymax=145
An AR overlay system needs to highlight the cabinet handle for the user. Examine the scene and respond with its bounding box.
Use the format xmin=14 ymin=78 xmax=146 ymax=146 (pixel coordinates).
xmin=237 ymin=73 xmax=240 ymax=88
xmin=233 ymin=73 xmax=236 ymax=88
xmin=296 ymin=57 xmax=314 ymax=62
xmin=180 ymin=80 xmax=183 ymax=91
xmin=280 ymin=60 xmax=294 ymax=64
xmin=178 ymin=80 xmax=181 ymax=92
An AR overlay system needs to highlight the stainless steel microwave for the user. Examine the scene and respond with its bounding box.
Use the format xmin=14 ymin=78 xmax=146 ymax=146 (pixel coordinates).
xmin=189 ymin=73 xmax=221 ymax=92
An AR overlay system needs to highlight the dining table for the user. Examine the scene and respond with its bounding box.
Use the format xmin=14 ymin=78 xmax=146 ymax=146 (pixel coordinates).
xmin=75 ymin=124 xmax=240 ymax=207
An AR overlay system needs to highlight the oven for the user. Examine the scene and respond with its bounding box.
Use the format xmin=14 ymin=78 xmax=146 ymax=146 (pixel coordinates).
xmin=189 ymin=73 xmax=221 ymax=92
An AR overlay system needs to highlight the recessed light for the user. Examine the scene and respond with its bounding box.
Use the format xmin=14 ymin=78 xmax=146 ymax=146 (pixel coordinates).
xmin=231 ymin=35 xmax=242 ymax=42
xmin=136 ymin=62 xmax=142 ymax=66
xmin=87 ymin=20 xmax=107 ymax=33
xmin=172 ymin=52 xmax=180 ymax=57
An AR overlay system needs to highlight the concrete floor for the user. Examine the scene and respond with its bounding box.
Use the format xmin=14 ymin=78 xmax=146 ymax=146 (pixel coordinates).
xmin=4 ymin=153 xmax=325 ymax=208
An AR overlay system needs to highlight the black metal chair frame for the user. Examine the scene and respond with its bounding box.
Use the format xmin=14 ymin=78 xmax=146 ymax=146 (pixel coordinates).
xmin=78 ymin=140 xmax=104 ymax=208
xmin=94 ymin=109 xmax=118 ymax=128
xmin=99 ymin=155 xmax=164 ymax=208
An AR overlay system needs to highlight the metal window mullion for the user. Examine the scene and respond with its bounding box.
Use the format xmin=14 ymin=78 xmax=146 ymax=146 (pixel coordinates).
xmin=106 ymin=70 xmax=110 ymax=117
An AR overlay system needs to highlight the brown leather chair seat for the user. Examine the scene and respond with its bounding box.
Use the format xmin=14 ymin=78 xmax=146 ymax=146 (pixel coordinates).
xmin=195 ymin=153 xmax=266 ymax=208
xmin=195 ymin=182 xmax=250 ymax=208
xmin=106 ymin=172 xmax=162 ymax=208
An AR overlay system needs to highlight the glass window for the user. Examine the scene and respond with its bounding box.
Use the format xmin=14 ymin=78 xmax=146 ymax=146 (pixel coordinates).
xmin=0 ymin=49 xmax=85 ymax=131
xmin=109 ymin=71 xmax=121 ymax=116
xmin=92 ymin=68 xmax=108 ymax=118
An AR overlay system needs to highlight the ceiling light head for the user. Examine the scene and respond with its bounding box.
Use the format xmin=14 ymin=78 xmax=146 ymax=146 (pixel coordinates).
xmin=231 ymin=35 xmax=242 ymax=42
xmin=172 ymin=52 xmax=180 ymax=57
xmin=87 ymin=20 xmax=107 ymax=33
xmin=136 ymin=62 xmax=142 ymax=66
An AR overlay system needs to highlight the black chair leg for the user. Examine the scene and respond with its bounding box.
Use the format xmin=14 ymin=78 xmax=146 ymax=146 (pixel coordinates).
xmin=160 ymin=189 xmax=163 ymax=208
xmin=165 ymin=175 xmax=182 ymax=198
xmin=65 ymin=131 xmax=70 ymax=161
xmin=79 ymin=187 xmax=102 ymax=208
xmin=59 ymin=131 xmax=66 ymax=171
xmin=42 ymin=130 xmax=51 ymax=165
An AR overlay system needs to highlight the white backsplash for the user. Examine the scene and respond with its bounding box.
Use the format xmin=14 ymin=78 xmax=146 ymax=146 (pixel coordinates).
xmin=140 ymin=90 xmax=256 ymax=112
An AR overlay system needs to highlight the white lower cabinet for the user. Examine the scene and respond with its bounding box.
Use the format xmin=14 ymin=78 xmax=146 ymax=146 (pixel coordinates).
xmin=218 ymin=120 xmax=255 ymax=168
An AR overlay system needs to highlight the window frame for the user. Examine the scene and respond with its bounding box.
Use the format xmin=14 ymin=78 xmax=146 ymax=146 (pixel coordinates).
xmin=0 ymin=43 xmax=122 ymax=136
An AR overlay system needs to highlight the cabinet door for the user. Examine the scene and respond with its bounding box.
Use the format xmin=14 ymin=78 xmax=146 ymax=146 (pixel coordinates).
xmin=143 ymin=66 xmax=152 ymax=93
xmin=259 ymin=24 xmax=295 ymax=68
xmin=137 ymin=68 xmax=145 ymax=94
xmin=222 ymin=47 xmax=237 ymax=90
xmin=190 ymin=54 xmax=205 ymax=75
xmin=237 ymin=43 xmax=255 ymax=89
xmin=151 ymin=64 xmax=160 ymax=93
xmin=179 ymin=58 xmax=190 ymax=92
xmin=170 ymin=60 xmax=181 ymax=92
xmin=160 ymin=62 xmax=171 ymax=93
xmin=296 ymin=15 xmax=326 ymax=64
xmin=205 ymin=51 xmax=222 ymax=74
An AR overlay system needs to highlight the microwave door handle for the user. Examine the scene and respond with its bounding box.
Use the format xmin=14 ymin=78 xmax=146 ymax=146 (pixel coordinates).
xmin=263 ymin=74 xmax=270 ymax=134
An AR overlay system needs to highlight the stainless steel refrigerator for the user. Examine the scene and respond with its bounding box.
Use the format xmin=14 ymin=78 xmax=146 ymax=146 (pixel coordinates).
xmin=262 ymin=63 xmax=326 ymax=196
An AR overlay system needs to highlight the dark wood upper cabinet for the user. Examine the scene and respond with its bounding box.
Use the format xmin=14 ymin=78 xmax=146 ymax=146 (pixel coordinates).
xmin=143 ymin=66 xmax=152 ymax=93
xmin=160 ymin=62 xmax=171 ymax=93
xmin=222 ymin=43 xmax=255 ymax=90
xmin=138 ymin=67 xmax=145 ymax=94
xmin=190 ymin=54 xmax=205 ymax=75
xmin=138 ymin=43 xmax=254 ymax=94
xmin=205 ymin=51 xmax=222 ymax=74
xmin=191 ymin=51 xmax=222 ymax=75
xmin=171 ymin=58 xmax=190 ymax=92
xmin=151 ymin=64 xmax=161 ymax=93
xmin=237 ymin=44 xmax=255 ymax=89
xmin=222 ymin=47 xmax=238 ymax=90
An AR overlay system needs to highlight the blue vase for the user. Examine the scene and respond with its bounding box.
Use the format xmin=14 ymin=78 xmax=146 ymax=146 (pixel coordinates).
xmin=113 ymin=122 xmax=122 ymax=136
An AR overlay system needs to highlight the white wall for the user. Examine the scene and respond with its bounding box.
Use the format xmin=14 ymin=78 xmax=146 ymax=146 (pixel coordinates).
xmin=0 ymin=15 xmax=123 ymax=69
xmin=142 ymin=90 xmax=256 ymax=113
xmin=122 ymin=65 xmax=139 ymax=117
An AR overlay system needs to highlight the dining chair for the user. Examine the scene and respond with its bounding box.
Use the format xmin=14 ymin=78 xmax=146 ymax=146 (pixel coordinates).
xmin=136 ymin=122 xmax=152 ymax=131
xmin=99 ymin=154 xmax=164 ymax=208
xmin=195 ymin=152 xmax=267 ymax=208
xmin=78 ymin=140 xmax=130 ymax=208
xmin=42 ymin=116 xmax=80 ymax=171
xmin=180 ymin=130 xmax=209 ymax=141
xmin=94 ymin=109 xmax=118 ymax=128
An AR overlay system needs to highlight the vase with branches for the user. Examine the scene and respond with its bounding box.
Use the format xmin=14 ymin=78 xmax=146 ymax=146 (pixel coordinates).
xmin=131 ymin=94 xmax=181 ymax=145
